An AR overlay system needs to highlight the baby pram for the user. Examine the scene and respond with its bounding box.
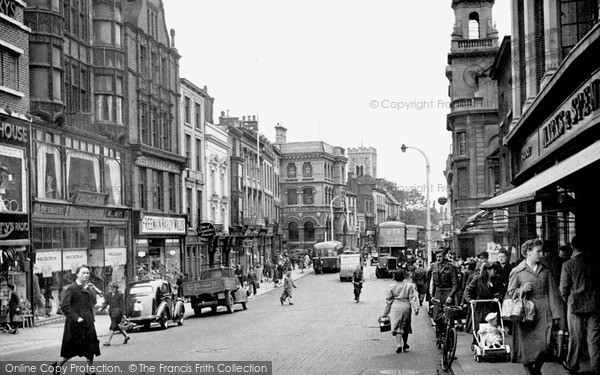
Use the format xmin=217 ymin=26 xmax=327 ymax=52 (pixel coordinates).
xmin=470 ymin=299 xmax=511 ymax=362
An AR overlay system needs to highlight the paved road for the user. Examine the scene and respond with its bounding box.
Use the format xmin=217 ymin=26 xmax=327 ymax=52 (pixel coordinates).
xmin=4 ymin=265 xmax=445 ymax=375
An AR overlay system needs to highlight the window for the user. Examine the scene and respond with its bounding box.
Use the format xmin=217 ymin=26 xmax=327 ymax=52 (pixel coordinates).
xmin=186 ymin=187 xmax=192 ymax=225
xmin=104 ymin=158 xmax=122 ymax=205
xmin=95 ymin=75 xmax=123 ymax=123
xmin=139 ymin=168 xmax=147 ymax=209
xmin=303 ymin=162 xmax=312 ymax=177
xmin=0 ymin=49 xmax=18 ymax=91
xmin=66 ymin=150 xmax=100 ymax=198
xmin=195 ymin=103 xmax=201 ymax=128
xmin=184 ymin=97 xmax=191 ymax=123
xmin=287 ymin=163 xmax=296 ymax=178
xmin=140 ymin=103 xmax=148 ymax=144
xmin=304 ymin=222 xmax=315 ymax=242
xmin=468 ymin=12 xmax=480 ymax=39
xmin=169 ymin=173 xmax=176 ymax=212
xmin=185 ymin=134 xmax=191 ymax=158
xmin=457 ymin=132 xmax=467 ymax=156
xmin=303 ymin=188 xmax=314 ymax=205
xmin=153 ymin=170 xmax=163 ymax=210
xmin=195 ymin=139 xmax=202 ymax=171
xmin=139 ymin=45 xmax=147 ymax=78
xmin=287 ymin=189 xmax=297 ymax=205
xmin=197 ymin=190 xmax=203 ymax=226
xmin=559 ymin=0 xmax=598 ymax=56
xmin=151 ymin=51 xmax=158 ymax=81
xmin=288 ymin=222 xmax=299 ymax=242
xmin=37 ymin=143 xmax=63 ymax=199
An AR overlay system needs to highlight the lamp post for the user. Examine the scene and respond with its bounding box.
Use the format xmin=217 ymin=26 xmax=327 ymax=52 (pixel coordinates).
xmin=330 ymin=195 xmax=344 ymax=242
xmin=401 ymin=144 xmax=432 ymax=266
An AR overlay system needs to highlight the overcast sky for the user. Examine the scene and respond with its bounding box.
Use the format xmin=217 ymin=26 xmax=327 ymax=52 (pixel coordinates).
xmin=163 ymin=0 xmax=511 ymax=204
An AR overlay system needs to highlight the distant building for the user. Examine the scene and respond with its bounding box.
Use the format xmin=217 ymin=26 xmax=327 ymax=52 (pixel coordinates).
xmin=347 ymin=147 xmax=377 ymax=178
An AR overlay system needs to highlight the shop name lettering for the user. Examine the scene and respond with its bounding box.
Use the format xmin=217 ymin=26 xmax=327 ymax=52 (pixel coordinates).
xmin=0 ymin=222 xmax=29 ymax=238
xmin=0 ymin=121 xmax=28 ymax=143
xmin=141 ymin=217 xmax=185 ymax=232
xmin=542 ymin=78 xmax=600 ymax=149
xmin=136 ymin=156 xmax=177 ymax=172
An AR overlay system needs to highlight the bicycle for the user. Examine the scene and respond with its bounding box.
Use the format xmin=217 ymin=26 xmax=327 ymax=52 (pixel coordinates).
xmin=431 ymin=298 xmax=463 ymax=371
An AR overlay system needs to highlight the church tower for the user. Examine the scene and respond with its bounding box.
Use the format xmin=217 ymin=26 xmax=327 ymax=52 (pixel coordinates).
xmin=445 ymin=0 xmax=500 ymax=257
xmin=347 ymin=147 xmax=377 ymax=178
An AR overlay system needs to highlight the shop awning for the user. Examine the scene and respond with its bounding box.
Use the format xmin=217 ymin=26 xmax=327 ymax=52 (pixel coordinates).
xmin=480 ymin=140 xmax=600 ymax=209
xmin=460 ymin=210 xmax=494 ymax=232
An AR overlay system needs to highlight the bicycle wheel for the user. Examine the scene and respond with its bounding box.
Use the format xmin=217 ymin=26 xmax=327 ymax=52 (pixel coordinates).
xmin=441 ymin=327 xmax=457 ymax=371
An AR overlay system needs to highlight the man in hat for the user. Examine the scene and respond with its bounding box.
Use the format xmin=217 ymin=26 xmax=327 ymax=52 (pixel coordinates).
xmin=430 ymin=249 xmax=459 ymax=336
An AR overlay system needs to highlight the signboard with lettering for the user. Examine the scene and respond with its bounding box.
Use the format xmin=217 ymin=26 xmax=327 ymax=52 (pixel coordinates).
xmin=198 ymin=222 xmax=216 ymax=238
xmin=105 ymin=208 xmax=126 ymax=219
xmin=68 ymin=206 xmax=105 ymax=219
xmin=0 ymin=213 xmax=29 ymax=241
xmin=34 ymin=250 xmax=62 ymax=275
xmin=0 ymin=120 xmax=29 ymax=145
xmin=517 ymin=69 xmax=600 ymax=175
xmin=135 ymin=155 xmax=180 ymax=173
xmin=140 ymin=215 xmax=186 ymax=235
xmin=62 ymin=250 xmax=88 ymax=273
xmin=71 ymin=190 xmax=108 ymax=206
xmin=35 ymin=203 xmax=67 ymax=216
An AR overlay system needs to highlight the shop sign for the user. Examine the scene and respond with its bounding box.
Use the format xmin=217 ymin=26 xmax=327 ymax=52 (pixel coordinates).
xmin=105 ymin=208 xmax=126 ymax=218
xmin=198 ymin=222 xmax=216 ymax=238
xmin=135 ymin=155 xmax=180 ymax=173
xmin=68 ymin=206 xmax=105 ymax=219
xmin=34 ymin=250 xmax=62 ymax=276
xmin=140 ymin=215 xmax=186 ymax=234
xmin=0 ymin=213 xmax=29 ymax=240
xmin=35 ymin=203 xmax=67 ymax=216
xmin=63 ymin=250 xmax=88 ymax=273
xmin=518 ymin=70 xmax=600 ymax=174
xmin=0 ymin=120 xmax=28 ymax=144
xmin=71 ymin=190 xmax=108 ymax=206
xmin=105 ymin=247 xmax=127 ymax=266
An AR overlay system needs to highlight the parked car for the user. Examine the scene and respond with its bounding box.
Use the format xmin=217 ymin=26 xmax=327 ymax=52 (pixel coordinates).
xmin=125 ymin=279 xmax=185 ymax=330
xmin=182 ymin=267 xmax=248 ymax=316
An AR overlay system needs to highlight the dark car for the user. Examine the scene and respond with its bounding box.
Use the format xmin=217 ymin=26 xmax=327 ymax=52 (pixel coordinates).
xmin=125 ymin=279 xmax=185 ymax=330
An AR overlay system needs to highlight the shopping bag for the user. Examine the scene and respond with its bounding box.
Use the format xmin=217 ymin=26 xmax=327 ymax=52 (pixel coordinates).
xmin=12 ymin=314 xmax=23 ymax=323
xmin=118 ymin=318 xmax=133 ymax=332
xmin=378 ymin=315 xmax=391 ymax=332
xmin=500 ymin=298 xmax=515 ymax=320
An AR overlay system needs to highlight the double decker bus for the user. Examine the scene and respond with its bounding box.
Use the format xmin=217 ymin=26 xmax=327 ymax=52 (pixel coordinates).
xmin=406 ymin=224 xmax=426 ymax=259
xmin=375 ymin=221 xmax=407 ymax=278
xmin=312 ymin=241 xmax=343 ymax=273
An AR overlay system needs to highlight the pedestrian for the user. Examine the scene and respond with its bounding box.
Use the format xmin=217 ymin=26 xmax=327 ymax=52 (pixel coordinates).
xmin=235 ymin=264 xmax=243 ymax=286
xmin=6 ymin=283 xmax=21 ymax=334
xmin=382 ymin=269 xmax=420 ymax=353
xmin=304 ymin=253 xmax=311 ymax=269
xmin=255 ymin=263 xmax=263 ymax=283
xmin=316 ymin=257 xmax=323 ymax=274
xmin=265 ymin=259 xmax=273 ymax=282
xmin=430 ymin=249 xmax=459 ymax=337
xmin=464 ymin=262 xmax=502 ymax=336
xmin=559 ymin=236 xmax=600 ymax=374
xmin=412 ymin=260 xmax=428 ymax=306
xmin=299 ymin=255 xmax=305 ymax=273
xmin=507 ymin=239 xmax=562 ymax=375
xmin=52 ymin=265 xmax=101 ymax=375
xmin=280 ymin=271 xmax=297 ymax=305
xmin=247 ymin=266 xmax=259 ymax=296
xmin=99 ymin=282 xmax=130 ymax=346
xmin=283 ymin=254 xmax=292 ymax=272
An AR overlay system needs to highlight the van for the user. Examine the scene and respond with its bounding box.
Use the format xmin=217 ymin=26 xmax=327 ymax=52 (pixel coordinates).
xmin=339 ymin=253 xmax=362 ymax=281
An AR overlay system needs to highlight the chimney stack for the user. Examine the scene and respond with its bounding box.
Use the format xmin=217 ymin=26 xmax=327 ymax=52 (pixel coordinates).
xmin=170 ymin=29 xmax=176 ymax=47
xmin=275 ymin=123 xmax=287 ymax=144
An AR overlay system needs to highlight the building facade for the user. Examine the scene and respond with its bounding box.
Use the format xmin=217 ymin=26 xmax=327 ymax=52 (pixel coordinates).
xmin=25 ymin=0 xmax=130 ymax=317
xmin=276 ymin=126 xmax=349 ymax=251
xmin=445 ymin=0 xmax=500 ymax=258
xmin=346 ymin=175 xmax=376 ymax=249
xmin=0 ymin=0 xmax=32 ymax=310
xmin=179 ymin=78 xmax=209 ymax=279
xmin=125 ymin=0 xmax=187 ymax=281
xmin=481 ymin=0 xmax=600 ymax=253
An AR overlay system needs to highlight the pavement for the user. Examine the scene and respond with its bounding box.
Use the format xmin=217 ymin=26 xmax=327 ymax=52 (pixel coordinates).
xmin=0 ymin=267 xmax=314 ymax=355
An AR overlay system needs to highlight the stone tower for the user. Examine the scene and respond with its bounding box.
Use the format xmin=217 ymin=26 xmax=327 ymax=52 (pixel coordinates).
xmin=445 ymin=0 xmax=499 ymax=257
xmin=347 ymin=147 xmax=377 ymax=178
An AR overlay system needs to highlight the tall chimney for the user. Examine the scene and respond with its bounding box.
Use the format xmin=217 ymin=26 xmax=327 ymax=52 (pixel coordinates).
xmin=170 ymin=29 xmax=176 ymax=47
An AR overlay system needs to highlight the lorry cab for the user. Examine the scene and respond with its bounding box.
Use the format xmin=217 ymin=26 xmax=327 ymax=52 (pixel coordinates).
xmin=339 ymin=253 xmax=362 ymax=281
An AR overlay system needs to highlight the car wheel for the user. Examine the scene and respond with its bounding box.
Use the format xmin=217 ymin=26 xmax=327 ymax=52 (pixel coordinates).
xmin=177 ymin=308 xmax=185 ymax=326
xmin=241 ymin=302 xmax=247 ymax=310
xmin=159 ymin=312 xmax=168 ymax=330
xmin=143 ymin=322 xmax=151 ymax=331
xmin=225 ymin=293 xmax=234 ymax=314
xmin=211 ymin=306 xmax=217 ymax=314
xmin=194 ymin=307 xmax=202 ymax=317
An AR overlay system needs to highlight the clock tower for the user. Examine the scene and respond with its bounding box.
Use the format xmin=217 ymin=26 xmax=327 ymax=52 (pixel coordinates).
xmin=445 ymin=0 xmax=500 ymax=258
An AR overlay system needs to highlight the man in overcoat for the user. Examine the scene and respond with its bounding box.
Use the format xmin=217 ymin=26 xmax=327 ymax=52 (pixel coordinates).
xmin=52 ymin=265 xmax=100 ymax=374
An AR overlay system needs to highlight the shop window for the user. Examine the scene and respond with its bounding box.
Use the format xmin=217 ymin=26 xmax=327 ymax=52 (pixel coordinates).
xmin=37 ymin=143 xmax=63 ymax=199
xmin=288 ymin=222 xmax=299 ymax=241
xmin=104 ymin=158 xmax=122 ymax=205
xmin=304 ymin=222 xmax=315 ymax=242
xmin=66 ymin=150 xmax=100 ymax=197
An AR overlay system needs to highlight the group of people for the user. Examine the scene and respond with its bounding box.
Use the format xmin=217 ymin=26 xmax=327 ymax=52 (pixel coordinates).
xmin=401 ymin=238 xmax=598 ymax=375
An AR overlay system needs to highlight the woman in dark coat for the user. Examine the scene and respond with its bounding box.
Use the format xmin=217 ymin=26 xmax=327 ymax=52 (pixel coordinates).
xmin=507 ymin=239 xmax=562 ymax=375
xmin=7 ymin=283 xmax=21 ymax=334
xmin=464 ymin=262 xmax=502 ymax=334
xmin=100 ymin=282 xmax=130 ymax=345
xmin=52 ymin=265 xmax=100 ymax=373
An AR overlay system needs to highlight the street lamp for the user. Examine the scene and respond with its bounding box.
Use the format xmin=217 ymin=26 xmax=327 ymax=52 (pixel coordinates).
xmin=401 ymin=144 xmax=432 ymax=266
xmin=330 ymin=195 xmax=344 ymax=242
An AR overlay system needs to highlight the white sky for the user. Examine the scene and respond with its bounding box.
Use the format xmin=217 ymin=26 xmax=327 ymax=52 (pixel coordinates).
xmin=163 ymin=0 xmax=511 ymax=203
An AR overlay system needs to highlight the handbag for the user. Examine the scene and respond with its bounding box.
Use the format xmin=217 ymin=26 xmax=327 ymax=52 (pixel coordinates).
xmin=378 ymin=315 xmax=391 ymax=332
xmin=12 ymin=314 xmax=23 ymax=323
xmin=501 ymin=290 xmax=525 ymax=322
xmin=523 ymin=298 xmax=536 ymax=322
xmin=118 ymin=317 xmax=133 ymax=331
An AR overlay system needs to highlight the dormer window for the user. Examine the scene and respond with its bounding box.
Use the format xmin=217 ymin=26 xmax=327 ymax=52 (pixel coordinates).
xmin=468 ymin=12 xmax=480 ymax=39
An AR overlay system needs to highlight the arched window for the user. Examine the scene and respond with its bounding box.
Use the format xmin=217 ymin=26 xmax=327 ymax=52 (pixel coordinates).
xmin=287 ymin=163 xmax=296 ymax=178
xmin=287 ymin=189 xmax=297 ymax=205
xmin=468 ymin=12 xmax=480 ymax=39
xmin=303 ymin=162 xmax=312 ymax=177
xmin=304 ymin=222 xmax=315 ymax=242
xmin=303 ymin=188 xmax=314 ymax=204
xmin=288 ymin=222 xmax=299 ymax=241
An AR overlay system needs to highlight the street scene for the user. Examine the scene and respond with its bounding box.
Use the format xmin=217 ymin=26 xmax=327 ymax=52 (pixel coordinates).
xmin=1 ymin=0 xmax=600 ymax=375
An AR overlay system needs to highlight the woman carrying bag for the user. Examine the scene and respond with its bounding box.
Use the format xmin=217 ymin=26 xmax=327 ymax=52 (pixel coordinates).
xmin=99 ymin=282 xmax=130 ymax=346
xmin=507 ymin=239 xmax=562 ymax=375
xmin=382 ymin=269 xmax=420 ymax=354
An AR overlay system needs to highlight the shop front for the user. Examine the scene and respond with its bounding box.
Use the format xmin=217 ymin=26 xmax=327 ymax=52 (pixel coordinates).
xmin=32 ymin=201 xmax=129 ymax=316
xmin=133 ymin=211 xmax=186 ymax=283
xmin=482 ymin=55 xmax=600 ymax=251
xmin=0 ymin=114 xmax=31 ymax=322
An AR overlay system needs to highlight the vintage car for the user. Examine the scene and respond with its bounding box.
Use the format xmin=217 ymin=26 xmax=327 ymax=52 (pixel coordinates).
xmin=125 ymin=279 xmax=185 ymax=330
xmin=182 ymin=267 xmax=248 ymax=316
